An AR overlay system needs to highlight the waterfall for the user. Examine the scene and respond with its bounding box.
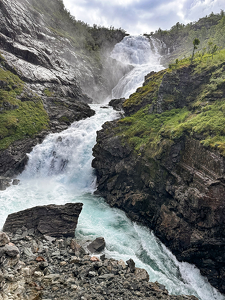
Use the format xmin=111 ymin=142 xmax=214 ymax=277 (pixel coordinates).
xmin=0 ymin=36 xmax=224 ymax=300
xmin=111 ymin=35 xmax=163 ymax=99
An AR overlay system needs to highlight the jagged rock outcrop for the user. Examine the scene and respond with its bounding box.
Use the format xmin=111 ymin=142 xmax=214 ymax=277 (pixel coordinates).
xmin=3 ymin=203 xmax=83 ymax=238
xmin=92 ymin=61 xmax=225 ymax=294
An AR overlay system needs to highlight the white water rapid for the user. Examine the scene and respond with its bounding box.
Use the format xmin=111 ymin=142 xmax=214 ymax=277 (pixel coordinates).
xmin=0 ymin=36 xmax=224 ymax=300
xmin=110 ymin=35 xmax=163 ymax=99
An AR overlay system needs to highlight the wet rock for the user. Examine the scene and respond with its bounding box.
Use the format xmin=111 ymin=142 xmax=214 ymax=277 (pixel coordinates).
xmin=3 ymin=203 xmax=83 ymax=237
xmin=87 ymin=237 xmax=106 ymax=253
xmin=12 ymin=178 xmax=20 ymax=185
xmin=0 ymin=176 xmax=11 ymax=190
xmin=126 ymin=258 xmax=136 ymax=273
xmin=109 ymin=98 xmax=126 ymax=111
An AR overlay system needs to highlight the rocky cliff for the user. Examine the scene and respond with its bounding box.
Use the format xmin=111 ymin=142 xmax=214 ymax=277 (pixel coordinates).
xmin=92 ymin=53 xmax=225 ymax=294
xmin=0 ymin=0 xmax=128 ymax=177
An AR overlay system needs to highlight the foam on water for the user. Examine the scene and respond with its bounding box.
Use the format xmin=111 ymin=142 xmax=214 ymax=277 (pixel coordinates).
xmin=0 ymin=36 xmax=224 ymax=300
xmin=111 ymin=35 xmax=163 ymax=99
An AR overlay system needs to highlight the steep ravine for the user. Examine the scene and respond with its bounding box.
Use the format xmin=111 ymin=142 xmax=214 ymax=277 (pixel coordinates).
xmin=92 ymin=58 xmax=225 ymax=294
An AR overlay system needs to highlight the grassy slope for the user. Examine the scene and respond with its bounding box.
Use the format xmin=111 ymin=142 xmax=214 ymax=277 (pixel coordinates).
xmin=0 ymin=55 xmax=49 ymax=150
xmin=115 ymin=49 xmax=225 ymax=158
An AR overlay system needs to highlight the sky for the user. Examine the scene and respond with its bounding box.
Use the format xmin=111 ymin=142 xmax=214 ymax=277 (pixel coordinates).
xmin=63 ymin=0 xmax=225 ymax=35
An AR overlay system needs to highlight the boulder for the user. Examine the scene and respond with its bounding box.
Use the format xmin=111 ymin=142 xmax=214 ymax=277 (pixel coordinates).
xmin=0 ymin=176 xmax=11 ymax=190
xmin=4 ymin=244 xmax=20 ymax=257
xmin=126 ymin=258 xmax=135 ymax=273
xmin=87 ymin=237 xmax=106 ymax=253
xmin=3 ymin=203 xmax=83 ymax=237
xmin=109 ymin=98 xmax=125 ymax=111
xmin=0 ymin=232 xmax=10 ymax=246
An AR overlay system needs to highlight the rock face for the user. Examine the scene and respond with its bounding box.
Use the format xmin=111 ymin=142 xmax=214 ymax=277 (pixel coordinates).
xmin=0 ymin=0 xmax=128 ymax=177
xmin=0 ymin=0 xmax=125 ymax=102
xmin=3 ymin=203 xmax=83 ymax=237
xmin=92 ymin=64 xmax=225 ymax=294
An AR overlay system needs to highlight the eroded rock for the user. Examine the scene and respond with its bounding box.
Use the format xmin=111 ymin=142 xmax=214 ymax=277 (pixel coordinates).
xmin=3 ymin=203 xmax=83 ymax=237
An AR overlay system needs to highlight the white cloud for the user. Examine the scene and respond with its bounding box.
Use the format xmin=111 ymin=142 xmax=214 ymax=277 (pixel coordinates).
xmin=183 ymin=0 xmax=225 ymax=22
xmin=63 ymin=0 xmax=225 ymax=35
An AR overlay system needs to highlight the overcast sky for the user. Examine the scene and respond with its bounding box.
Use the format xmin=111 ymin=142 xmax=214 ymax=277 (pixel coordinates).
xmin=63 ymin=0 xmax=225 ymax=35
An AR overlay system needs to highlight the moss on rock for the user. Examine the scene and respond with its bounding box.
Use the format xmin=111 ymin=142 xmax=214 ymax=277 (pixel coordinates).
xmin=0 ymin=66 xmax=49 ymax=150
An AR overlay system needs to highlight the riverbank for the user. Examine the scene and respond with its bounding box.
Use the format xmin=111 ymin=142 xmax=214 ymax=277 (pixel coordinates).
xmin=0 ymin=203 xmax=198 ymax=300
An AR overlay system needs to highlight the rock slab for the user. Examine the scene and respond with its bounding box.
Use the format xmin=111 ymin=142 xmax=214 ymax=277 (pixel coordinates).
xmin=87 ymin=237 xmax=106 ymax=253
xmin=3 ymin=203 xmax=83 ymax=237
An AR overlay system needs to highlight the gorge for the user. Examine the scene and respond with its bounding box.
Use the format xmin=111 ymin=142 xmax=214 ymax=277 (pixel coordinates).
xmin=0 ymin=0 xmax=225 ymax=299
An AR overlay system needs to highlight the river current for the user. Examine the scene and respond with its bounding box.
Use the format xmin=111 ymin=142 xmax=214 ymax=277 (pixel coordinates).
xmin=0 ymin=36 xmax=224 ymax=300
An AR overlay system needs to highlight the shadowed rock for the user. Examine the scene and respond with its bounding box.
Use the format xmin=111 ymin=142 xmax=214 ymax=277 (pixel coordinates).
xmin=3 ymin=203 xmax=83 ymax=238
xmin=87 ymin=237 xmax=106 ymax=253
xmin=0 ymin=176 xmax=11 ymax=190
xmin=126 ymin=258 xmax=135 ymax=273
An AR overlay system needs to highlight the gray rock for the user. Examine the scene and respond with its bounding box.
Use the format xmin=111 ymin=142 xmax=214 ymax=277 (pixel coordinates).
xmin=3 ymin=203 xmax=83 ymax=238
xmin=126 ymin=258 xmax=135 ymax=273
xmin=23 ymin=247 xmax=36 ymax=260
xmin=87 ymin=237 xmax=106 ymax=253
xmin=4 ymin=244 xmax=20 ymax=257
xmin=12 ymin=179 xmax=20 ymax=185
xmin=99 ymin=273 xmax=115 ymax=280
xmin=0 ymin=177 xmax=11 ymax=190
xmin=0 ymin=232 xmax=10 ymax=246
xmin=109 ymin=98 xmax=126 ymax=111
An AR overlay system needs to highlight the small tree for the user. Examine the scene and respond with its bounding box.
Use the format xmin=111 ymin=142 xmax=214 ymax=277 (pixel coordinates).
xmin=211 ymin=44 xmax=219 ymax=59
xmin=208 ymin=41 xmax=219 ymax=59
xmin=191 ymin=38 xmax=200 ymax=61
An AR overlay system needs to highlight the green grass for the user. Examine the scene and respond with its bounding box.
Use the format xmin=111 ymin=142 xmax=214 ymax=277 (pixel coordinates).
xmin=123 ymin=70 xmax=166 ymax=110
xmin=0 ymin=66 xmax=49 ymax=150
xmin=0 ymin=100 xmax=49 ymax=150
xmin=44 ymin=88 xmax=54 ymax=97
xmin=116 ymin=49 xmax=225 ymax=157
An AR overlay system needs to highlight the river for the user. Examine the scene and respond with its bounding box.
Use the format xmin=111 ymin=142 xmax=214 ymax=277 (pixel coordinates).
xmin=0 ymin=35 xmax=224 ymax=300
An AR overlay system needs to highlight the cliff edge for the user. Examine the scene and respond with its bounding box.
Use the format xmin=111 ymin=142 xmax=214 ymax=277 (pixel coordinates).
xmin=93 ymin=53 xmax=225 ymax=294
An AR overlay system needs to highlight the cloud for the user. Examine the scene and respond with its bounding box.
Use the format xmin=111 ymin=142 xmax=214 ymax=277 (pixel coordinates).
xmin=63 ymin=0 xmax=225 ymax=35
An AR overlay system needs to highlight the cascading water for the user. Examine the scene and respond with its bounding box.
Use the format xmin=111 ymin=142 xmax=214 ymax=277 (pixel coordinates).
xmin=0 ymin=36 xmax=224 ymax=300
xmin=110 ymin=35 xmax=163 ymax=99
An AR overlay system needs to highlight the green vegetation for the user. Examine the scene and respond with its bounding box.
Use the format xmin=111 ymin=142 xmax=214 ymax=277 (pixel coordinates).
xmin=148 ymin=11 xmax=225 ymax=62
xmin=123 ymin=70 xmax=166 ymax=109
xmin=0 ymin=64 xmax=49 ymax=150
xmin=192 ymin=38 xmax=200 ymax=60
xmin=115 ymin=49 xmax=225 ymax=157
xmin=44 ymin=88 xmax=54 ymax=97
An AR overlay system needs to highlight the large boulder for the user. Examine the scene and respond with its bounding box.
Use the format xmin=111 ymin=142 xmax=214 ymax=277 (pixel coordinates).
xmin=3 ymin=203 xmax=83 ymax=237
xmin=87 ymin=237 xmax=106 ymax=253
